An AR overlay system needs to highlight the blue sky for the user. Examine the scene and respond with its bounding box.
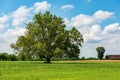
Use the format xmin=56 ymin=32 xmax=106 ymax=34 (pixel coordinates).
xmin=0 ymin=0 xmax=120 ymax=57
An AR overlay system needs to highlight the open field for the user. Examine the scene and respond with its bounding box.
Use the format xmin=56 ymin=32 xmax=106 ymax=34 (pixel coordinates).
xmin=0 ymin=60 xmax=120 ymax=80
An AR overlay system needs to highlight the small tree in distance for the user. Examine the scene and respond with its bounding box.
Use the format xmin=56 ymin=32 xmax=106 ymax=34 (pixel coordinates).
xmin=96 ymin=46 xmax=105 ymax=60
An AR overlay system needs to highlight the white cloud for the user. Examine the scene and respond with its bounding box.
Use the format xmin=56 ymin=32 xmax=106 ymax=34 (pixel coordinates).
xmin=101 ymin=23 xmax=120 ymax=53
xmin=12 ymin=1 xmax=51 ymax=27
xmin=12 ymin=6 xmax=32 ymax=27
xmin=84 ymin=24 xmax=102 ymax=43
xmin=91 ymin=25 xmax=101 ymax=34
xmin=84 ymin=23 xmax=120 ymax=44
xmin=0 ymin=15 xmax=9 ymax=30
xmin=0 ymin=15 xmax=9 ymax=23
xmin=0 ymin=27 xmax=26 ymax=53
xmin=0 ymin=24 xmax=5 ymax=29
xmin=0 ymin=24 xmax=9 ymax=30
xmin=81 ymin=23 xmax=120 ymax=57
xmin=64 ymin=10 xmax=114 ymax=27
xmin=71 ymin=14 xmax=94 ymax=26
xmin=4 ymin=27 xmax=25 ymax=38
xmin=102 ymin=23 xmax=120 ymax=35
xmin=60 ymin=4 xmax=74 ymax=10
xmin=33 ymin=1 xmax=51 ymax=13
xmin=64 ymin=10 xmax=115 ymax=43
xmin=93 ymin=10 xmax=114 ymax=22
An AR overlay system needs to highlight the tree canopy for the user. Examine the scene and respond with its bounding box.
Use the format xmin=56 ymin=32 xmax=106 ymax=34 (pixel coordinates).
xmin=10 ymin=11 xmax=83 ymax=63
xmin=96 ymin=46 xmax=105 ymax=60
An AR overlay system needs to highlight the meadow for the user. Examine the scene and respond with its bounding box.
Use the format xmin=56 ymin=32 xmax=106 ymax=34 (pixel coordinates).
xmin=0 ymin=60 xmax=120 ymax=80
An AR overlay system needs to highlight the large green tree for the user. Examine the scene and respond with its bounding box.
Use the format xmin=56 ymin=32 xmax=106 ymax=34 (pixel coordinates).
xmin=10 ymin=11 xmax=83 ymax=63
xmin=96 ymin=46 xmax=105 ymax=60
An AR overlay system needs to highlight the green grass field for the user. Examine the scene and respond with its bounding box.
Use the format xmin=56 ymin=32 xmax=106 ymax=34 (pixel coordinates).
xmin=0 ymin=61 xmax=120 ymax=80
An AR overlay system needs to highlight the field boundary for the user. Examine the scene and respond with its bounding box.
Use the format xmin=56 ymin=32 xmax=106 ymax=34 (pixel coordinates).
xmin=58 ymin=60 xmax=120 ymax=63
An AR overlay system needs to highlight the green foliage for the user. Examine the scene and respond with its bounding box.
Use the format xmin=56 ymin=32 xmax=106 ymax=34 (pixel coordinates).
xmin=54 ymin=48 xmax=64 ymax=58
xmin=8 ymin=54 xmax=17 ymax=61
xmin=96 ymin=46 xmax=105 ymax=60
xmin=0 ymin=53 xmax=17 ymax=61
xmin=81 ymin=56 xmax=85 ymax=60
xmin=18 ymin=53 xmax=26 ymax=61
xmin=0 ymin=61 xmax=120 ymax=80
xmin=63 ymin=27 xmax=83 ymax=59
xmin=10 ymin=11 xmax=83 ymax=63
xmin=0 ymin=53 xmax=8 ymax=61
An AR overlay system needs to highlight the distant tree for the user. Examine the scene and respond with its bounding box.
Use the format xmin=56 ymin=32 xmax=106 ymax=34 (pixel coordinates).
xmin=0 ymin=53 xmax=8 ymax=61
xmin=10 ymin=11 xmax=83 ymax=63
xmin=96 ymin=46 xmax=105 ymax=60
xmin=0 ymin=53 xmax=17 ymax=61
xmin=8 ymin=54 xmax=17 ymax=61
xmin=81 ymin=56 xmax=85 ymax=60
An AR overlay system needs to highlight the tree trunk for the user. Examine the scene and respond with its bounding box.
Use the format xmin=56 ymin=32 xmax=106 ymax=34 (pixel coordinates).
xmin=45 ymin=58 xmax=51 ymax=63
xmin=39 ymin=55 xmax=43 ymax=61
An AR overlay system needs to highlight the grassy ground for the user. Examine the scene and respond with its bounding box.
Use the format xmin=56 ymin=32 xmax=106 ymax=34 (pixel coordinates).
xmin=0 ymin=60 xmax=120 ymax=80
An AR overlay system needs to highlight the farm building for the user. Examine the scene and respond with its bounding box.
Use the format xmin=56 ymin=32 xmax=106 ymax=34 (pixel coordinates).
xmin=105 ymin=55 xmax=120 ymax=60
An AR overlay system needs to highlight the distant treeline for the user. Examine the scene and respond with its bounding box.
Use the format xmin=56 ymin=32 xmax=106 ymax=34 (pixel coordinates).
xmin=0 ymin=52 xmax=78 ymax=61
xmin=0 ymin=53 xmax=17 ymax=61
xmin=0 ymin=52 xmax=81 ymax=61
xmin=0 ymin=52 xmax=99 ymax=61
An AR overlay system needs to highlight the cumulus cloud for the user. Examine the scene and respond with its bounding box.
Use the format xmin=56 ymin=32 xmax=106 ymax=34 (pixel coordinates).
xmin=102 ymin=23 xmax=120 ymax=35
xmin=102 ymin=23 xmax=120 ymax=50
xmin=0 ymin=24 xmax=5 ymax=29
xmin=60 ymin=4 xmax=74 ymax=10
xmin=83 ymin=23 xmax=120 ymax=44
xmin=82 ymin=23 xmax=120 ymax=57
xmin=0 ymin=27 xmax=26 ymax=53
xmin=0 ymin=24 xmax=9 ymax=30
xmin=12 ymin=6 xmax=31 ymax=27
xmin=93 ymin=10 xmax=114 ymax=22
xmin=4 ymin=27 xmax=25 ymax=38
xmin=64 ymin=10 xmax=114 ymax=27
xmin=0 ymin=15 xmax=9 ymax=30
xmin=11 ymin=1 xmax=51 ymax=27
xmin=71 ymin=14 xmax=94 ymax=26
xmin=64 ymin=10 xmax=114 ymax=44
xmin=0 ymin=15 xmax=9 ymax=23
xmin=102 ymin=34 xmax=120 ymax=55
xmin=84 ymin=24 xmax=102 ymax=43
xmin=80 ymin=23 xmax=120 ymax=57
xmin=33 ymin=1 xmax=51 ymax=13
xmin=9 ymin=1 xmax=51 ymax=27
